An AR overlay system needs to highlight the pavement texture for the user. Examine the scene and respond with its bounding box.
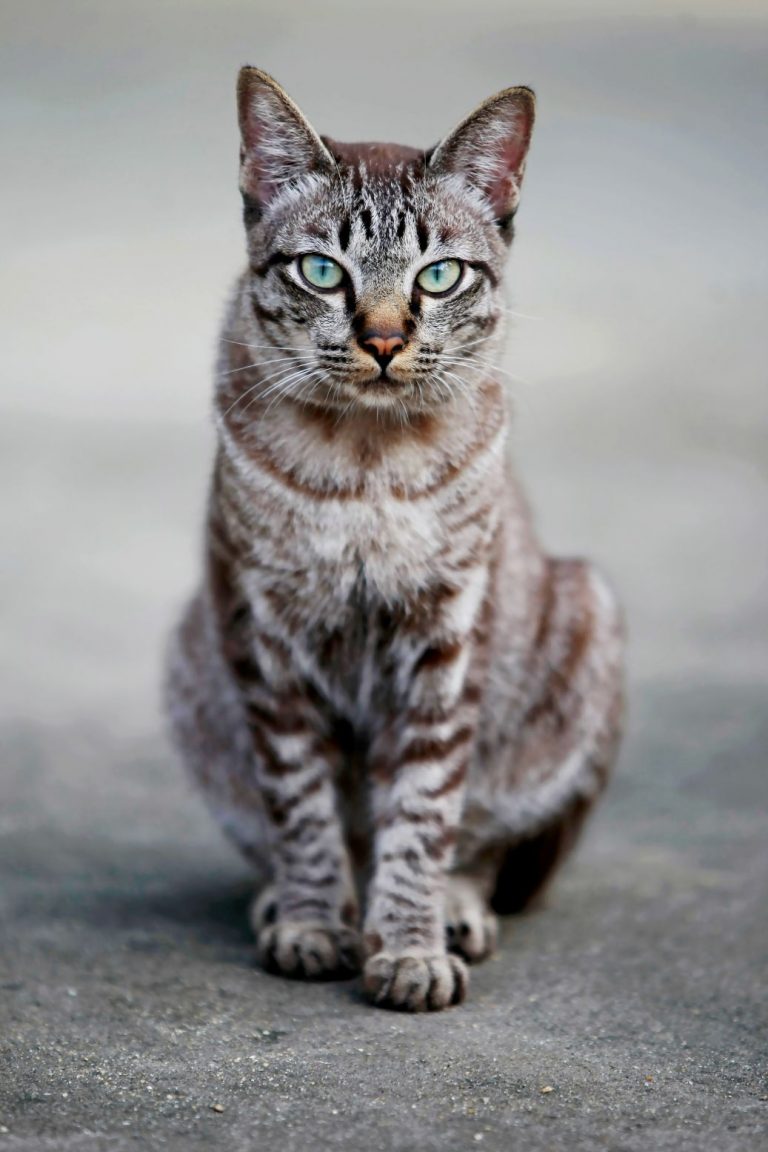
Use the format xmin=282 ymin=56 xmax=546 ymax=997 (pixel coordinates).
xmin=1 ymin=2 xmax=766 ymax=1149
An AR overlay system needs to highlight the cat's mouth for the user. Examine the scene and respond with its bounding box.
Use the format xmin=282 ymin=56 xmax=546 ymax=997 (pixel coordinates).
xmin=337 ymin=368 xmax=415 ymax=411
xmin=357 ymin=364 xmax=412 ymax=390
xmin=332 ymin=355 xmax=450 ymax=411
xmin=365 ymin=370 xmax=399 ymax=387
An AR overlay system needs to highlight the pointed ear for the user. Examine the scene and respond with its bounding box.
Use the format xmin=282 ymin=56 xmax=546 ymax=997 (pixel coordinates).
xmin=428 ymin=87 xmax=535 ymax=232
xmin=236 ymin=67 xmax=334 ymax=212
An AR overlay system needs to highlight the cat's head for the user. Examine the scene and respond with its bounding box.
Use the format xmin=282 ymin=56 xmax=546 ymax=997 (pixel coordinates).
xmin=231 ymin=67 xmax=534 ymax=417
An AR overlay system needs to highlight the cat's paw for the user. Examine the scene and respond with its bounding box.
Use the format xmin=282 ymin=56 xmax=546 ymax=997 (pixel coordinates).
xmin=444 ymin=875 xmax=498 ymax=963
xmin=257 ymin=920 xmax=362 ymax=980
xmin=363 ymin=951 xmax=468 ymax=1011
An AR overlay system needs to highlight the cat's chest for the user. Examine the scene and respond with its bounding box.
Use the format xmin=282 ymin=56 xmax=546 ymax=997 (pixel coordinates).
xmin=232 ymin=413 xmax=502 ymax=643
xmin=242 ymin=491 xmax=441 ymax=719
xmin=298 ymin=492 xmax=441 ymax=599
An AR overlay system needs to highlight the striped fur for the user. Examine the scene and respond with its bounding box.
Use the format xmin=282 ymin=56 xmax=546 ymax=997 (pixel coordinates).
xmin=165 ymin=69 xmax=624 ymax=1011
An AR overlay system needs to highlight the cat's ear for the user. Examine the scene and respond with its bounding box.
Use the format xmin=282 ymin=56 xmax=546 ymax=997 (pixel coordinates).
xmin=237 ymin=67 xmax=334 ymax=213
xmin=428 ymin=87 xmax=535 ymax=234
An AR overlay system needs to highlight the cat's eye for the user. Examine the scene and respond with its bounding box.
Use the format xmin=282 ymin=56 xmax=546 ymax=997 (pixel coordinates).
xmin=416 ymin=259 xmax=463 ymax=296
xmin=299 ymin=253 xmax=345 ymax=291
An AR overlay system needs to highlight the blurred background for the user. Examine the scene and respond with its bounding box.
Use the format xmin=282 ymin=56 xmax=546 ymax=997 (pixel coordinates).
xmin=1 ymin=2 xmax=766 ymax=1148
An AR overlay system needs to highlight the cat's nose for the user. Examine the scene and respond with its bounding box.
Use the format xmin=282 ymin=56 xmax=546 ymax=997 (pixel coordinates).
xmin=359 ymin=330 xmax=407 ymax=366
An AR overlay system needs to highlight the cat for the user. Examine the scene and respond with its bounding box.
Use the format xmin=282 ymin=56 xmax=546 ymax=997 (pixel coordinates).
xmin=165 ymin=67 xmax=624 ymax=1011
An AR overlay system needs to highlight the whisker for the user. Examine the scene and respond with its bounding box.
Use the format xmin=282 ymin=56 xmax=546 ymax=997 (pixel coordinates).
xmin=223 ymin=361 xmax=317 ymax=417
xmin=259 ymin=364 xmax=320 ymax=402
xmin=440 ymin=369 xmax=477 ymax=409
xmin=431 ymin=372 xmax=455 ymax=406
xmin=498 ymin=304 xmax=541 ymax=320
xmin=450 ymin=334 xmax=496 ymax=353
xmin=220 ymin=337 xmax=313 ymax=353
xmin=250 ymin=367 xmax=323 ymax=420
xmin=218 ymin=353 xmax=309 ymax=377
xmin=440 ymin=354 xmax=534 ymax=388
xmin=261 ymin=368 xmax=322 ymax=419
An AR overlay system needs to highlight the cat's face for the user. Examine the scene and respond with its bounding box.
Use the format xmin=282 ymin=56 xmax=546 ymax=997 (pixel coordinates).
xmin=231 ymin=70 xmax=534 ymax=417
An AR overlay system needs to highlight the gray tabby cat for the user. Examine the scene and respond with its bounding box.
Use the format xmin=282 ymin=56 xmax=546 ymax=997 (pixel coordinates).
xmin=165 ymin=67 xmax=624 ymax=1011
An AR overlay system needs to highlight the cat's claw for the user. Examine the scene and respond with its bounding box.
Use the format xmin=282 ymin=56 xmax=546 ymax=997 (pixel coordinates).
xmin=363 ymin=952 xmax=468 ymax=1011
xmin=444 ymin=876 xmax=498 ymax=963
xmin=257 ymin=920 xmax=362 ymax=980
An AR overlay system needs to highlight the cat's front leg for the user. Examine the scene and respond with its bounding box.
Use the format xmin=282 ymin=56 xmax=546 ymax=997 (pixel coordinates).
xmin=362 ymin=627 xmax=486 ymax=1010
xmin=234 ymin=674 xmax=361 ymax=979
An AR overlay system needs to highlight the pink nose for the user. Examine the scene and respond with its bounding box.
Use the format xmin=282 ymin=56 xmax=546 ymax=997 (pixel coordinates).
xmin=361 ymin=331 xmax=406 ymax=361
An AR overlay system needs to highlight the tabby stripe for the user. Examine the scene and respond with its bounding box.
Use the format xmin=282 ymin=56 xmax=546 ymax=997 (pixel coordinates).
xmin=414 ymin=640 xmax=463 ymax=672
xmin=390 ymin=425 xmax=502 ymax=500
xmin=246 ymin=701 xmax=311 ymax=736
xmin=252 ymin=251 xmax=293 ymax=276
xmin=253 ymin=629 xmax=291 ymax=658
xmin=281 ymin=896 xmax=335 ymax=916
xmin=381 ymin=849 xmax=425 ymax=874
xmin=467 ymin=260 xmax=499 ymax=288
xmin=420 ymin=758 xmax=468 ymax=799
xmin=399 ymin=725 xmax=474 ymax=766
xmin=382 ymin=889 xmax=422 ymax=911
xmin=242 ymin=440 xmax=365 ymax=501
xmin=525 ymin=600 xmax=594 ymax=728
xmin=401 ymin=709 xmax=476 ymax=743
xmin=377 ymin=807 xmax=446 ymax=830
xmin=251 ymin=298 xmax=286 ymax=325
xmin=421 ymin=826 xmax=457 ymax=861
xmin=384 ymin=870 xmax=432 ymax=897
xmin=262 ymin=777 xmax=323 ymax=825
xmin=283 ymin=815 xmax=332 ymax=844
xmin=228 ymin=420 xmax=501 ymax=504
xmin=338 ymin=216 xmax=351 ymax=250
xmin=446 ymin=501 xmax=494 ymax=536
xmin=416 ymin=218 xmax=430 ymax=253
xmin=379 ymin=909 xmax=435 ymax=931
xmin=284 ymin=846 xmax=339 ymax=871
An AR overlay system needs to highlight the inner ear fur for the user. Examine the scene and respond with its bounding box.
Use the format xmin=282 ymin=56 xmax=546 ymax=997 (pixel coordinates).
xmin=237 ymin=66 xmax=334 ymax=212
xmin=428 ymin=86 xmax=536 ymax=232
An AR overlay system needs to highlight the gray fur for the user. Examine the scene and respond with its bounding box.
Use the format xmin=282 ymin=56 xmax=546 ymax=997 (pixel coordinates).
xmin=165 ymin=68 xmax=624 ymax=1011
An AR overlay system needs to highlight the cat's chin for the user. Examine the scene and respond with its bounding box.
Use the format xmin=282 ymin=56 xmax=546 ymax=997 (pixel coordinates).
xmin=339 ymin=373 xmax=413 ymax=408
xmin=293 ymin=372 xmax=460 ymax=420
xmin=346 ymin=388 xmax=444 ymax=419
xmin=347 ymin=369 xmax=453 ymax=408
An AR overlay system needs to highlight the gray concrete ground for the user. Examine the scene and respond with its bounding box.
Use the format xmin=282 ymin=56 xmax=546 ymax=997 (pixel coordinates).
xmin=1 ymin=2 xmax=766 ymax=1149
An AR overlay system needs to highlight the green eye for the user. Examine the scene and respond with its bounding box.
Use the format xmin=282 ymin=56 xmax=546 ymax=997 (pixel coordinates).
xmin=299 ymin=253 xmax=345 ymax=291
xmin=416 ymin=259 xmax=463 ymax=295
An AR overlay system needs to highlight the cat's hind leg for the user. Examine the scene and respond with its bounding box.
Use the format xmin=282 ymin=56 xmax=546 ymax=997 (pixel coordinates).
xmin=462 ymin=558 xmax=624 ymax=919
xmin=165 ymin=591 xmax=272 ymax=871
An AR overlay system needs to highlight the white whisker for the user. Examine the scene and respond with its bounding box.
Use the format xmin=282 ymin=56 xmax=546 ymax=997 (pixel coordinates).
xmin=219 ymin=353 xmax=310 ymax=377
xmin=440 ymin=354 xmax=533 ymax=389
xmin=224 ymin=360 xmax=316 ymax=417
xmin=221 ymin=337 xmax=312 ymax=351
xmin=498 ymin=304 xmax=541 ymax=320
xmin=261 ymin=370 xmax=320 ymax=419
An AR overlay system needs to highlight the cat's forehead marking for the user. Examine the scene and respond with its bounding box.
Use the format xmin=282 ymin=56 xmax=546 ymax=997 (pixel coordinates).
xmin=321 ymin=138 xmax=431 ymax=252
xmin=267 ymin=133 xmax=501 ymax=299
